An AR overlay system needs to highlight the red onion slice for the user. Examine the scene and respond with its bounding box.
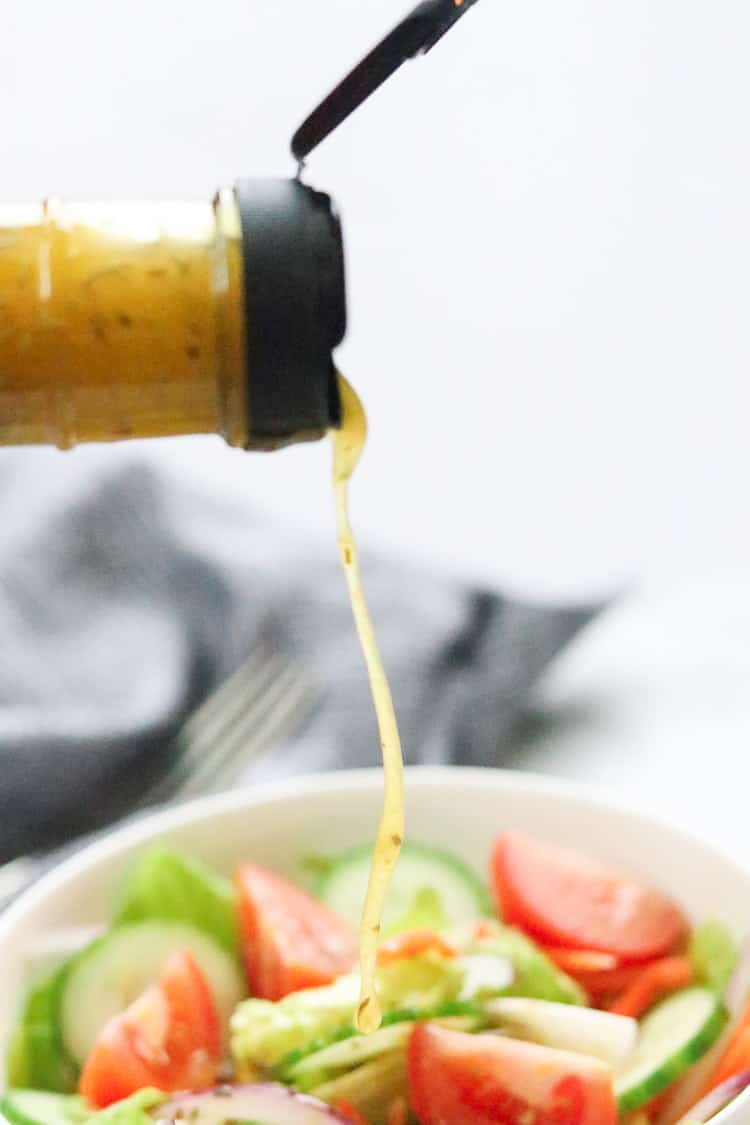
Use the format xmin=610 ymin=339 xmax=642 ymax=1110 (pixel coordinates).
xmin=675 ymin=1069 xmax=750 ymax=1124
xmin=154 ymin=1085 xmax=352 ymax=1123
xmin=724 ymin=938 xmax=750 ymax=1018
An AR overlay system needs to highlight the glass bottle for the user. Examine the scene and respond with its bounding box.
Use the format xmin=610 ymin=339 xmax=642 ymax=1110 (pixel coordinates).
xmin=0 ymin=179 xmax=345 ymax=451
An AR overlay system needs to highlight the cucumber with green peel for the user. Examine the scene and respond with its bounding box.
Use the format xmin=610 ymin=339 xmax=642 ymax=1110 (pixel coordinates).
xmin=313 ymin=841 xmax=492 ymax=935
xmin=115 ymin=846 xmax=239 ymax=956
xmin=689 ymin=921 xmax=738 ymax=996
xmin=60 ymin=920 xmax=245 ymax=1065
xmin=0 ymin=1091 xmax=89 ymax=1125
xmin=615 ymin=987 xmax=727 ymax=1114
xmin=279 ymin=1002 xmax=483 ymax=1087
xmin=311 ymin=1050 xmax=408 ymax=1125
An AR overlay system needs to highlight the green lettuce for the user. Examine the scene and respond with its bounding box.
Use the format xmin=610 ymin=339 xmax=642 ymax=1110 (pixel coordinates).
xmin=115 ymin=846 xmax=238 ymax=955
xmin=690 ymin=921 xmax=738 ymax=996
xmin=231 ymin=924 xmax=581 ymax=1075
xmin=232 ymin=973 xmax=362 ymax=1071
xmin=461 ymin=921 xmax=586 ymax=1005
xmin=0 ymin=1089 xmax=164 ymax=1125
xmin=231 ymin=955 xmax=470 ymax=1072
xmin=91 ymin=1089 xmax=165 ymax=1123
xmin=381 ymin=887 xmax=446 ymax=937
xmin=6 ymin=970 xmax=77 ymax=1093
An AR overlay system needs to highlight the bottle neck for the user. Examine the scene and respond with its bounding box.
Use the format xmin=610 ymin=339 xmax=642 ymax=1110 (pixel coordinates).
xmin=0 ymin=180 xmax=346 ymax=452
xmin=0 ymin=194 xmax=248 ymax=450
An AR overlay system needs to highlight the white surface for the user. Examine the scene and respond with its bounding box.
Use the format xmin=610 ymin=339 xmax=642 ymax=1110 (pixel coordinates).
xmin=3 ymin=0 xmax=750 ymax=597
xmin=1 ymin=768 xmax=749 ymax=1122
xmin=510 ymin=573 xmax=750 ymax=867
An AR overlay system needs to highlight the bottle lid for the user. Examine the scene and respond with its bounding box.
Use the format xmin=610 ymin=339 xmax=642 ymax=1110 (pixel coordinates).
xmin=234 ymin=178 xmax=346 ymax=445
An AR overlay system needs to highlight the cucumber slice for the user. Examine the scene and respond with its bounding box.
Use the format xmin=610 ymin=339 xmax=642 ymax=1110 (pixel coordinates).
xmin=115 ymin=846 xmax=239 ymax=956
xmin=615 ymin=987 xmax=726 ymax=1114
xmin=487 ymin=997 xmax=638 ymax=1069
xmin=60 ymin=921 xmax=245 ymax=1065
xmin=282 ymin=1004 xmax=483 ymax=1086
xmin=311 ymin=1051 xmax=408 ymax=1125
xmin=314 ymin=842 xmax=492 ymax=934
xmin=0 ymin=1090 xmax=88 ymax=1125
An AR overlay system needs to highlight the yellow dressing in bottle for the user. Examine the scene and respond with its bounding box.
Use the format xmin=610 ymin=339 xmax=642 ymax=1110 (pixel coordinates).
xmin=331 ymin=375 xmax=404 ymax=1034
xmin=0 ymin=194 xmax=247 ymax=448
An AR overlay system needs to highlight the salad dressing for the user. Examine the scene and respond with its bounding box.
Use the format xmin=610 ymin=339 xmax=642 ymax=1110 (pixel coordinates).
xmin=331 ymin=375 xmax=404 ymax=1034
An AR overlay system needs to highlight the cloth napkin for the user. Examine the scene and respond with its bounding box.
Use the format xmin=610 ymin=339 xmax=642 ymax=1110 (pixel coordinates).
xmin=0 ymin=448 xmax=601 ymax=866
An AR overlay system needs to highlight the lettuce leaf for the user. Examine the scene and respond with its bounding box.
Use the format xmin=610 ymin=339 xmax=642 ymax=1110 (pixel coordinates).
xmin=690 ymin=921 xmax=738 ymax=995
xmin=115 ymin=846 xmax=238 ymax=956
xmin=461 ymin=921 xmax=586 ymax=1005
xmin=232 ymin=973 xmax=361 ymax=1071
xmin=231 ymin=919 xmax=583 ymax=1075
xmin=91 ymin=1089 xmax=165 ymax=1123
xmin=6 ymin=970 xmax=77 ymax=1093
xmin=0 ymin=1089 xmax=164 ymax=1125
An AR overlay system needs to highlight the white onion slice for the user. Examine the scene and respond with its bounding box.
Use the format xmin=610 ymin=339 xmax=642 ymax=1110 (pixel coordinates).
xmin=675 ymin=1068 xmax=750 ymax=1123
xmin=486 ymin=996 xmax=636 ymax=1069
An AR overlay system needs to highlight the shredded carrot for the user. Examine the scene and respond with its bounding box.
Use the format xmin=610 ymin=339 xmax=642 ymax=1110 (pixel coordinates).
xmin=385 ymin=1097 xmax=409 ymax=1125
xmin=472 ymin=919 xmax=497 ymax=940
xmin=332 ymin=1100 xmax=371 ymax=1125
xmin=541 ymin=946 xmax=620 ymax=974
xmin=606 ymin=957 xmax=692 ymax=1018
xmin=696 ymin=995 xmax=750 ymax=1101
xmin=377 ymin=930 xmax=458 ymax=966
xmin=569 ymin=964 xmax=645 ymax=999
xmin=642 ymin=1088 xmax=671 ymax=1118
xmin=712 ymin=1026 xmax=750 ymax=1087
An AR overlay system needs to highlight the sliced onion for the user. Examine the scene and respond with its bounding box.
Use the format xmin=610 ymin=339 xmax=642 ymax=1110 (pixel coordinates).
xmin=153 ymin=1084 xmax=351 ymax=1124
xmin=724 ymin=937 xmax=750 ymax=1017
xmin=675 ymin=1069 xmax=750 ymax=1123
xmin=657 ymin=940 xmax=750 ymax=1125
xmin=486 ymin=996 xmax=637 ymax=1070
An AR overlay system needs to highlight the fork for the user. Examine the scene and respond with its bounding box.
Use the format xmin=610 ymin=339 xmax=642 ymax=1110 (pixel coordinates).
xmin=0 ymin=644 xmax=318 ymax=909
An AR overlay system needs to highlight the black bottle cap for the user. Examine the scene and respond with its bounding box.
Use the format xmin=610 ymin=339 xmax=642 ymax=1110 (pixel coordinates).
xmin=234 ymin=178 xmax=346 ymax=446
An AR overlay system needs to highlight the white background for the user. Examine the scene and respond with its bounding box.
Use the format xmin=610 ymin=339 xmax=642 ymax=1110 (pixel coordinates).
xmin=4 ymin=0 xmax=750 ymax=599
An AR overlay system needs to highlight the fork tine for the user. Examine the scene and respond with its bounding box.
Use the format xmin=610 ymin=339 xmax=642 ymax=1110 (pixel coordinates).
xmin=198 ymin=678 xmax=318 ymax=796
xmin=158 ymin=656 xmax=287 ymax=795
xmin=180 ymin=647 xmax=271 ymax=730
xmin=139 ymin=651 xmax=316 ymax=808
xmin=175 ymin=664 xmax=313 ymax=797
xmin=178 ymin=654 xmax=288 ymax=771
xmin=0 ymin=649 xmax=319 ymax=906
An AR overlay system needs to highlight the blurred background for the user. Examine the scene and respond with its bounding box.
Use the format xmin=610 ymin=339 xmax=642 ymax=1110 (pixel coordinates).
xmin=1 ymin=0 xmax=750 ymax=873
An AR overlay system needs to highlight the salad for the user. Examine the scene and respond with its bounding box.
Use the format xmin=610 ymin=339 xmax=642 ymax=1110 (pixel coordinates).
xmin=4 ymin=831 xmax=749 ymax=1125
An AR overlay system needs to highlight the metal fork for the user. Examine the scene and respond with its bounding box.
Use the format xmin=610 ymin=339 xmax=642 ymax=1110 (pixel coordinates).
xmin=0 ymin=645 xmax=318 ymax=908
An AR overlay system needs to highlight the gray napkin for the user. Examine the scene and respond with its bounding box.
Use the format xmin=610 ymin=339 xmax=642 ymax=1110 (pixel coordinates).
xmin=0 ymin=451 xmax=600 ymax=865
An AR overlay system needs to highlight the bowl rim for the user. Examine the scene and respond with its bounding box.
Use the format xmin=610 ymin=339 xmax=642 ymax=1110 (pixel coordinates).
xmin=3 ymin=764 xmax=749 ymax=937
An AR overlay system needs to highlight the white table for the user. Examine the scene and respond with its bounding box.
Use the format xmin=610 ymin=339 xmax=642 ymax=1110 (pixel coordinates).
xmin=505 ymin=576 xmax=750 ymax=867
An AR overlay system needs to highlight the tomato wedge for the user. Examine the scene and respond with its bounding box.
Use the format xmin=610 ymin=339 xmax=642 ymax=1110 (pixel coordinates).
xmin=407 ymin=1024 xmax=617 ymax=1125
xmin=492 ymin=832 xmax=687 ymax=962
xmin=236 ymin=863 xmax=358 ymax=1000
xmin=79 ymin=950 xmax=219 ymax=1108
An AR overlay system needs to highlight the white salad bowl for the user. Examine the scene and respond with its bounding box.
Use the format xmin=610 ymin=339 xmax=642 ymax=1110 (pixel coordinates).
xmin=1 ymin=766 xmax=749 ymax=1123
